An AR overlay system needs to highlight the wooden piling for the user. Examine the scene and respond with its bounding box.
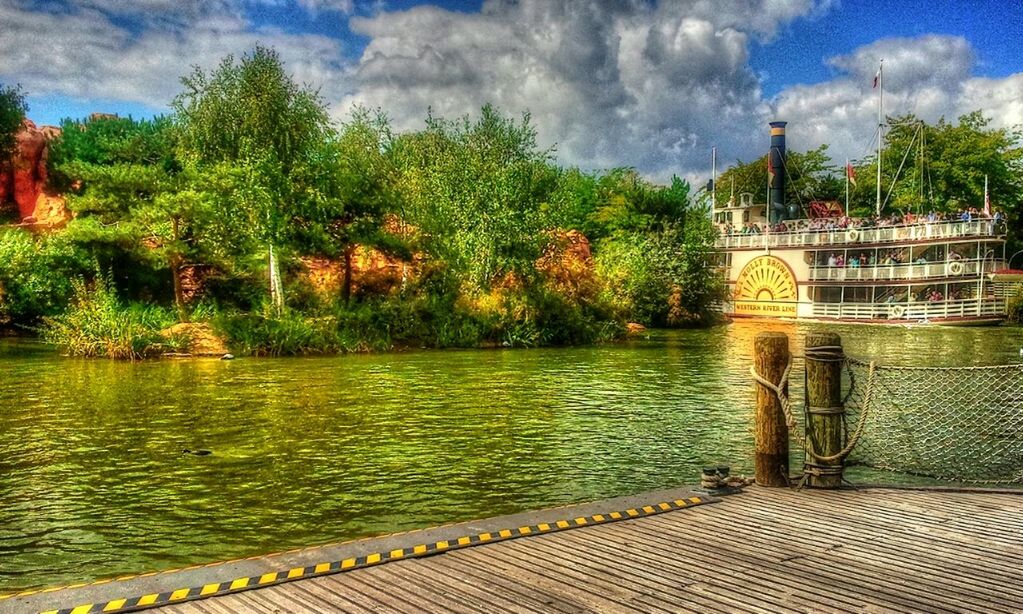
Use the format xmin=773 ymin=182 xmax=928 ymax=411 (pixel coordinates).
xmin=805 ymin=332 xmax=845 ymax=488
xmin=753 ymin=332 xmax=790 ymax=487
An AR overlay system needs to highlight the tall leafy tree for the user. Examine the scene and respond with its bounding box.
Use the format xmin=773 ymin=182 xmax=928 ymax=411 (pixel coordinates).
xmin=0 ymin=83 xmax=26 ymax=162
xmin=592 ymin=175 xmax=722 ymax=326
xmin=713 ymin=145 xmax=839 ymax=216
xmin=52 ymin=115 xmax=222 ymax=321
xmin=298 ymin=108 xmax=401 ymax=303
xmin=172 ymin=45 xmax=333 ymax=313
xmin=393 ymin=104 xmax=560 ymax=292
xmin=850 ymin=112 xmax=1023 ymax=225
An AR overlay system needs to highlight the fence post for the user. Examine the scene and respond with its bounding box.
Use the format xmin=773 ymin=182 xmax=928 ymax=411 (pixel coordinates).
xmin=754 ymin=332 xmax=789 ymax=487
xmin=805 ymin=332 xmax=845 ymax=488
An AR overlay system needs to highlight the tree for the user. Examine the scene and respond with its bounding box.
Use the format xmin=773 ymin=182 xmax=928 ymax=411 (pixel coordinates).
xmin=713 ymin=145 xmax=839 ymax=215
xmin=591 ymin=175 xmax=723 ymax=326
xmin=0 ymin=84 xmax=26 ymax=162
xmin=297 ymin=108 xmax=401 ymax=303
xmin=52 ymin=115 xmax=222 ymax=321
xmin=172 ymin=45 xmax=333 ymax=313
xmin=852 ymin=112 xmax=1023 ymax=225
xmin=392 ymin=104 xmax=560 ymax=292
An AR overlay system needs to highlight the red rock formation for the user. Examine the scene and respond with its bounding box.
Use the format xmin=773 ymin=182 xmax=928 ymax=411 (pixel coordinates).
xmin=535 ymin=229 xmax=598 ymax=300
xmin=300 ymin=247 xmax=416 ymax=300
xmin=12 ymin=120 xmax=50 ymax=218
xmin=2 ymin=120 xmax=67 ymax=225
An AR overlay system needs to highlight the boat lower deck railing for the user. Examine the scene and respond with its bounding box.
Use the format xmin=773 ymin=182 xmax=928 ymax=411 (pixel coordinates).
xmin=716 ymin=219 xmax=1003 ymax=250
xmin=810 ymin=297 xmax=1006 ymax=320
xmin=808 ymin=258 xmax=1005 ymax=282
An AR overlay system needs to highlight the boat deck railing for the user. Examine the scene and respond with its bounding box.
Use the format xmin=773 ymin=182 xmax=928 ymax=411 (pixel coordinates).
xmin=807 ymin=258 xmax=1006 ymax=282
xmin=716 ymin=219 xmax=1004 ymax=250
xmin=810 ymin=297 xmax=1006 ymax=321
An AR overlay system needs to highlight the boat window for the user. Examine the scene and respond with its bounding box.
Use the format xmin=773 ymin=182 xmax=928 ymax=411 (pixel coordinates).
xmin=844 ymin=287 xmax=872 ymax=303
xmin=813 ymin=287 xmax=843 ymax=303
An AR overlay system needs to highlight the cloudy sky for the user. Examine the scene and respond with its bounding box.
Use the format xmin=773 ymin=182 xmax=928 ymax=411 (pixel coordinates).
xmin=2 ymin=0 xmax=1021 ymax=182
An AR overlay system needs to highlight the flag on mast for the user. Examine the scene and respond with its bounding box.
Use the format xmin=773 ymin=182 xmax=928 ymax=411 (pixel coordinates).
xmin=873 ymin=67 xmax=881 ymax=88
xmin=767 ymin=155 xmax=775 ymax=187
xmin=846 ymin=161 xmax=857 ymax=187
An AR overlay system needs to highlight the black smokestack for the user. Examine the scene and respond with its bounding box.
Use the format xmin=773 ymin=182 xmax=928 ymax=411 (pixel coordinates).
xmin=769 ymin=121 xmax=787 ymax=222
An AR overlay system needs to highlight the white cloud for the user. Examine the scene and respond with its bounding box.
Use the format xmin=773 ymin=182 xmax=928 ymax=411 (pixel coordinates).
xmin=343 ymin=0 xmax=824 ymax=180
xmin=2 ymin=1 xmax=1021 ymax=184
xmin=774 ymin=34 xmax=1023 ymax=168
xmin=0 ymin=0 xmax=351 ymax=111
xmin=296 ymin=0 xmax=355 ymax=14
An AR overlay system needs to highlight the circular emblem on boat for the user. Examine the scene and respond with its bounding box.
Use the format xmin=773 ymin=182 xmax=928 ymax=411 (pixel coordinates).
xmin=889 ymin=305 xmax=906 ymax=319
xmin=947 ymin=260 xmax=965 ymax=275
xmin=846 ymin=228 xmax=860 ymax=242
xmin=732 ymin=255 xmax=798 ymax=317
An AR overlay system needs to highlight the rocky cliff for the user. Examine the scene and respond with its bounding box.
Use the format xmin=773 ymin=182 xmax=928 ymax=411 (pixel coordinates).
xmin=1 ymin=119 xmax=69 ymax=226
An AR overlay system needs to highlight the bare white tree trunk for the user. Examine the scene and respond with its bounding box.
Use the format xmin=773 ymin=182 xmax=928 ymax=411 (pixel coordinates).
xmin=268 ymin=244 xmax=284 ymax=315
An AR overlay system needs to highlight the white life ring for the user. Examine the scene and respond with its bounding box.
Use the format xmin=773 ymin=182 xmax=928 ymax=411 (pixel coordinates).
xmin=947 ymin=260 xmax=965 ymax=276
xmin=846 ymin=228 xmax=860 ymax=242
xmin=889 ymin=305 xmax=906 ymax=319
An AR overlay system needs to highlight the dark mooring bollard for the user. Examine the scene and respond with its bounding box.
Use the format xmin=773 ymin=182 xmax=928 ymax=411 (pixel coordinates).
xmin=753 ymin=332 xmax=790 ymax=487
xmin=805 ymin=332 xmax=845 ymax=488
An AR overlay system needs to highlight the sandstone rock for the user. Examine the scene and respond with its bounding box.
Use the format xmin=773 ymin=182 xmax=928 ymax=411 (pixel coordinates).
xmin=536 ymin=229 xmax=598 ymax=299
xmin=2 ymin=120 xmax=62 ymax=222
xmin=626 ymin=322 xmax=647 ymax=334
xmin=300 ymin=246 xmax=415 ymax=300
xmin=160 ymin=322 xmax=230 ymax=357
xmin=29 ymin=192 xmax=70 ymax=227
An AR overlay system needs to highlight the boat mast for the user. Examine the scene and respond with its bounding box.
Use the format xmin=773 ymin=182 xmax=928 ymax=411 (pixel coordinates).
xmin=845 ymin=158 xmax=850 ymax=216
xmin=711 ymin=146 xmax=717 ymax=210
xmin=876 ymin=59 xmax=884 ymax=216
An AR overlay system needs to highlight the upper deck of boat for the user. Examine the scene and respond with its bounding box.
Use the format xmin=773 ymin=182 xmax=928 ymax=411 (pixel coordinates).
xmin=716 ymin=218 xmax=1006 ymax=251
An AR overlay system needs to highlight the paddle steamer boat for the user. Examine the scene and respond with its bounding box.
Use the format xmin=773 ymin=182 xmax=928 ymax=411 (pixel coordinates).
xmin=713 ymin=121 xmax=1012 ymax=325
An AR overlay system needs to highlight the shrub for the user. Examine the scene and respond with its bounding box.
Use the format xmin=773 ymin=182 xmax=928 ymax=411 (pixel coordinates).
xmin=1008 ymin=288 xmax=1023 ymax=324
xmin=0 ymin=229 xmax=95 ymax=327
xmin=42 ymin=277 xmax=184 ymax=359
xmin=213 ymin=304 xmax=394 ymax=356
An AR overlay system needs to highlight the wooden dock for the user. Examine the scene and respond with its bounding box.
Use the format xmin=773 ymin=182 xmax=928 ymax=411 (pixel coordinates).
xmin=12 ymin=486 xmax=1022 ymax=614
xmin=155 ymin=487 xmax=1020 ymax=614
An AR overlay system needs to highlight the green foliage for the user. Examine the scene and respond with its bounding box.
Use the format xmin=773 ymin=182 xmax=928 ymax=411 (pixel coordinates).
xmin=296 ymin=108 xmax=403 ymax=302
xmin=42 ymin=276 xmax=183 ymax=359
xmin=0 ymin=83 xmax=26 ymax=160
xmin=1008 ymin=288 xmax=1023 ymax=325
xmin=52 ymin=115 xmax=230 ymax=320
xmin=0 ymin=229 xmax=94 ymax=326
xmin=172 ymin=45 xmax=335 ymax=311
xmin=848 ymin=112 xmax=1023 ymax=224
xmin=714 ymin=145 xmax=839 ymax=214
xmin=300 ymin=109 xmax=396 ymax=252
xmin=595 ymin=204 xmax=723 ymax=327
xmin=48 ymin=115 xmax=179 ymax=191
xmin=393 ymin=104 xmax=559 ymax=291
xmin=6 ymin=48 xmax=729 ymax=355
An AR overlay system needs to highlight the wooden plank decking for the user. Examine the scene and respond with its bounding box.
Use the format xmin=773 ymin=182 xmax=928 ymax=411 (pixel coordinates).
xmin=147 ymin=487 xmax=1022 ymax=614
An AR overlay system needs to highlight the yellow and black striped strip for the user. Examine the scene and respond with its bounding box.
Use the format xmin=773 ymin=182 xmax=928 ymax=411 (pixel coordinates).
xmin=39 ymin=496 xmax=709 ymax=614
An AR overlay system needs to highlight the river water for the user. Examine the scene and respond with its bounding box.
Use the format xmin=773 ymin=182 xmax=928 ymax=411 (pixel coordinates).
xmin=1 ymin=321 xmax=1021 ymax=591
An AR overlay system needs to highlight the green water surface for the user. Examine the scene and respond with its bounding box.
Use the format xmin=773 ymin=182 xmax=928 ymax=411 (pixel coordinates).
xmin=1 ymin=321 xmax=1020 ymax=591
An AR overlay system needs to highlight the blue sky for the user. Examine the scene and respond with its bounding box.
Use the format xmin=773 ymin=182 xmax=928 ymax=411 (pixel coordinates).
xmin=3 ymin=0 xmax=1021 ymax=179
xmin=751 ymin=0 xmax=1023 ymax=96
